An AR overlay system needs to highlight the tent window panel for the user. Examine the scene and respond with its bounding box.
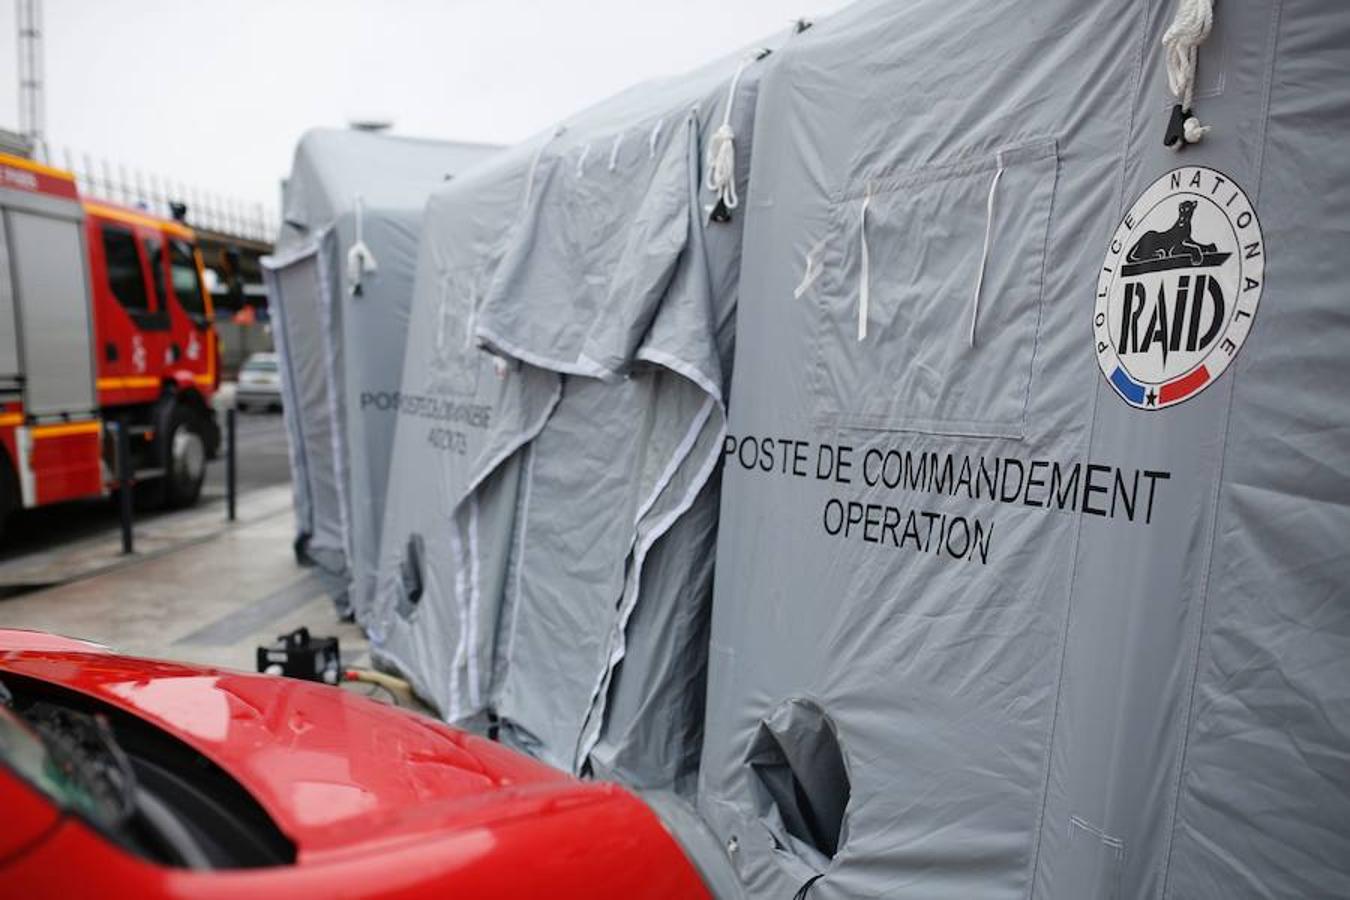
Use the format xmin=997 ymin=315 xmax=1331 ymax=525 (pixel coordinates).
xmin=746 ymin=698 xmax=851 ymax=866
xmin=807 ymin=138 xmax=1059 ymax=439
xmin=396 ymin=533 xmax=426 ymax=620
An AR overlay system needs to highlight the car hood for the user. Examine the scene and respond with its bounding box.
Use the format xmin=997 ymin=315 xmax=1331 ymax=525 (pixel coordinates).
xmin=0 ymin=631 xmax=576 ymax=857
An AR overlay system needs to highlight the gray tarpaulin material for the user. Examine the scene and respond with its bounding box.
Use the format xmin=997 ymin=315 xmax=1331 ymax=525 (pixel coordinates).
xmin=370 ymin=42 xmax=782 ymax=793
xmin=263 ymin=128 xmax=497 ymax=618
xmin=693 ymin=0 xmax=1350 ymax=898
xmin=368 ymin=135 xmax=557 ymax=719
xmin=266 ymin=230 xmax=343 ymax=576
xmin=481 ymin=50 xmax=764 ymax=788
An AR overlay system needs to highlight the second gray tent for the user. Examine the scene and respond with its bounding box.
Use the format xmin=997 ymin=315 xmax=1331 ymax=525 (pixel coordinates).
xmin=264 ymin=128 xmax=498 ymax=618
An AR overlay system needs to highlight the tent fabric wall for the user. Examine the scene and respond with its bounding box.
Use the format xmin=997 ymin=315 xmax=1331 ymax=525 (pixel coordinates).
xmin=367 ymin=132 xmax=558 ymax=720
xmin=265 ymin=128 xmax=499 ymax=619
xmin=475 ymin=49 xmax=778 ymax=790
xmin=483 ymin=108 xmax=717 ymax=776
xmin=370 ymin=42 xmax=781 ymax=793
xmin=264 ymin=232 xmax=345 ymax=576
xmin=265 ymin=4 xmax=1349 ymax=895
xmin=693 ymin=0 xmax=1350 ymax=898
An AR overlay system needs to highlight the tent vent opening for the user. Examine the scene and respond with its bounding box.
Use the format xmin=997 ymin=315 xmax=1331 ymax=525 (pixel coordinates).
xmin=747 ymin=698 xmax=850 ymax=860
xmin=396 ymin=533 xmax=426 ymax=619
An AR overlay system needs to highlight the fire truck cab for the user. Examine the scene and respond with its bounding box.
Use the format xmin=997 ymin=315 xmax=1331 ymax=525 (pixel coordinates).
xmin=0 ymin=152 xmax=220 ymax=535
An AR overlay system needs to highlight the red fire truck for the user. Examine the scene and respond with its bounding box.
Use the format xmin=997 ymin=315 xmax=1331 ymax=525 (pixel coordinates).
xmin=0 ymin=152 xmax=221 ymax=536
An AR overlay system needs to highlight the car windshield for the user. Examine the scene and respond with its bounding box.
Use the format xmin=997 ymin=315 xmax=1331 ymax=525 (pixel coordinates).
xmin=243 ymin=357 xmax=277 ymax=373
xmin=0 ymin=675 xmax=295 ymax=869
xmin=0 ymin=698 xmax=108 ymax=821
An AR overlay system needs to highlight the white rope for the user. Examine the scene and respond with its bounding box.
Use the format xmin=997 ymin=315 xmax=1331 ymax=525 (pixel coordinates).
xmin=346 ymin=193 xmax=377 ymax=295
xmin=575 ymin=143 xmax=590 ymax=177
xmin=969 ymin=155 xmax=1005 ymax=348
xmin=794 ymin=238 xmax=827 ymax=300
xmin=1162 ymin=0 xmax=1214 ymax=146
xmin=704 ymin=54 xmax=760 ymax=214
xmin=648 ymin=118 xmax=664 ymax=158
xmin=608 ymin=133 xmax=623 ymax=172
xmin=857 ymin=188 xmax=873 ymax=342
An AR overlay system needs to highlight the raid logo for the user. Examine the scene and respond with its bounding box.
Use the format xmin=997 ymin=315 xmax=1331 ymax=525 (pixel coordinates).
xmin=1095 ymin=167 xmax=1263 ymax=409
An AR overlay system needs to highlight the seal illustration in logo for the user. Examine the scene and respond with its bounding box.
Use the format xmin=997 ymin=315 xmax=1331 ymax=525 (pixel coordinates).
xmin=1094 ymin=166 xmax=1263 ymax=410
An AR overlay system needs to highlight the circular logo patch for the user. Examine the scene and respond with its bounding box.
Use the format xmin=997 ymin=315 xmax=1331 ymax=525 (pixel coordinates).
xmin=1095 ymin=166 xmax=1263 ymax=409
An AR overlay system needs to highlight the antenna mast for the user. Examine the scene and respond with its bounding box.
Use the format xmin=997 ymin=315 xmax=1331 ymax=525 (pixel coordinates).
xmin=16 ymin=0 xmax=45 ymax=152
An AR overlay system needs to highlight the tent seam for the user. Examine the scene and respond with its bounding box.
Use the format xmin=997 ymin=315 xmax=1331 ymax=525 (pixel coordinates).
xmin=502 ymin=444 xmax=538 ymax=690
xmin=260 ymin=250 xmax=319 ymax=539
xmin=466 ymin=493 xmax=482 ymax=709
xmin=1157 ymin=3 xmax=1281 ymax=896
xmin=313 ymin=231 xmax=354 ymax=573
xmin=1024 ymin=3 xmax=1148 ymax=893
xmin=576 ymin=403 xmax=725 ymax=771
xmin=474 ymin=323 xmax=607 ymax=379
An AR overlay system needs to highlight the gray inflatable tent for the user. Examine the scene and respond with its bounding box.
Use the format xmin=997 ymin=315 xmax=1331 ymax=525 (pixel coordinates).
xmin=370 ymin=39 xmax=787 ymax=793
xmin=263 ymin=128 xmax=498 ymax=617
xmin=367 ymin=133 xmax=552 ymax=720
xmin=690 ymin=0 xmax=1350 ymax=897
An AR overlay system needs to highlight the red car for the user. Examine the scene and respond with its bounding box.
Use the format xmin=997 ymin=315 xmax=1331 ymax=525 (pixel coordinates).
xmin=0 ymin=630 xmax=709 ymax=898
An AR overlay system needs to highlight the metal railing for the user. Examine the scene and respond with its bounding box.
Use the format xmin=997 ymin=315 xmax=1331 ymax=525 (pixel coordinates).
xmin=28 ymin=142 xmax=279 ymax=243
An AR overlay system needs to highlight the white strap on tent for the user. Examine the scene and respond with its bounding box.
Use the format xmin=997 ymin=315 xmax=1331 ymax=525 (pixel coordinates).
xmin=346 ymin=194 xmax=378 ymax=295
xmin=969 ymin=154 xmax=1005 ymax=348
xmin=648 ymin=118 xmax=664 ymax=158
xmin=576 ymin=143 xmax=591 ymax=177
xmin=608 ymin=133 xmax=623 ymax=172
xmin=704 ymin=52 xmax=764 ymax=213
xmin=464 ymin=285 xmax=479 ymax=352
xmin=1163 ymin=0 xmax=1214 ymax=146
xmin=857 ymin=187 xmax=873 ymax=342
xmin=794 ymin=238 xmax=827 ymax=300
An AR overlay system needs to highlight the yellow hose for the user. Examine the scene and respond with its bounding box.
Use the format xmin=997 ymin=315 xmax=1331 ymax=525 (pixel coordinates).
xmin=343 ymin=667 xmax=419 ymax=709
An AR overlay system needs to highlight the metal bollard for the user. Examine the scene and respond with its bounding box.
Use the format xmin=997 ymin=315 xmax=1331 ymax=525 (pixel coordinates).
xmin=226 ymin=407 xmax=237 ymax=522
xmin=112 ymin=421 xmax=133 ymax=554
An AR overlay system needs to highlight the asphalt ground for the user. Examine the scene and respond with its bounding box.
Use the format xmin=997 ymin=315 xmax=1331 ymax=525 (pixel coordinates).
xmin=0 ymin=407 xmax=291 ymax=564
xmin=0 ymin=400 xmax=413 ymax=710
xmin=0 ymin=480 xmax=375 ymax=683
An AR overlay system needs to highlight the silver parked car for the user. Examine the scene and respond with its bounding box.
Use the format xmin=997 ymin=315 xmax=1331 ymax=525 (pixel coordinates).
xmin=236 ymin=351 xmax=283 ymax=412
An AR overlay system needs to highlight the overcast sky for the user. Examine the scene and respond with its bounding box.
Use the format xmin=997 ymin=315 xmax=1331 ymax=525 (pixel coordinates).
xmin=0 ymin=0 xmax=843 ymax=220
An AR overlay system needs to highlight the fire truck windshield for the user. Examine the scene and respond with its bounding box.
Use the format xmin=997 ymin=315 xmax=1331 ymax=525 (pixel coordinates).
xmin=169 ymin=239 xmax=208 ymax=322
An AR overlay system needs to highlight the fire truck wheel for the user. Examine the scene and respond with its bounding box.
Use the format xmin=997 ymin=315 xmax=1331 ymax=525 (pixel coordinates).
xmin=163 ymin=405 xmax=209 ymax=508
